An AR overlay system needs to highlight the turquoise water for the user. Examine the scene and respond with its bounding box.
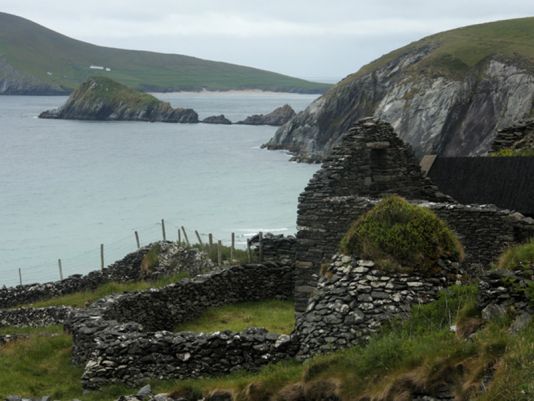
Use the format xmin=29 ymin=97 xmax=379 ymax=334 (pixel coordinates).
xmin=0 ymin=92 xmax=319 ymax=286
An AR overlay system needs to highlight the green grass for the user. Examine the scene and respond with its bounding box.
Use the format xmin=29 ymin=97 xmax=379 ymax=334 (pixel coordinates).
xmin=497 ymin=239 xmax=534 ymax=271
xmin=175 ymin=299 xmax=295 ymax=334
xmin=2 ymin=285 xmax=533 ymax=401
xmin=340 ymin=195 xmax=464 ymax=272
xmin=490 ymin=148 xmax=534 ymax=157
xmin=22 ymin=272 xmax=189 ymax=308
xmin=0 ymin=12 xmax=329 ymax=93
xmin=191 ymin=243 xmax=251 ymax=265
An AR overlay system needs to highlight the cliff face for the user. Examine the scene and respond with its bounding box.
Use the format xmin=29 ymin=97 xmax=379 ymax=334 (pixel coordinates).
xmin=39 ymin=77 xmax=198 ymax=123
xmin=266 ymin=19 xmax=534 ymax=161
xmin=0 ymin=57 xmax=68 ymax=95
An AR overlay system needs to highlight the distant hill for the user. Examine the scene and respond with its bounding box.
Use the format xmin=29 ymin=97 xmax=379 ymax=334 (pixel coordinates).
xmin=266 ymin=17 xmax=534 ymax=161
xmin=0 ymin=12 xmax=330 ymax=95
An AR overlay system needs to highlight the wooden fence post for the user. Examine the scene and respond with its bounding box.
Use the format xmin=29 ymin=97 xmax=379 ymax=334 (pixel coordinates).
xmin=217 ymin=240 xmax=222 ymax=266
xmin=181 ymin=226 xmax=190 ymax=246
xmin=161 ymin=219 xmax=166 ymax=241
xmin=231 ymin=232 xmax=235 ymax=261
xmin=100 ymin=244 xmax=105 ymax=271
xmin=135 ymin=231 xmax=140 ymax=249
xmin=195 ymin=230 xmax=203 ymax=246
xmin=18 ymin=268 xmax=22 ymax=286
xmin=58 ymin=258 xmax=64 ymax=280
xmin=247 ymin=239 xmax=252 ymax=263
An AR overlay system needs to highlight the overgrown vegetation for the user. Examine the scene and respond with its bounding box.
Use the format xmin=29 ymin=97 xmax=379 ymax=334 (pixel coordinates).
xmin=496 ymin=239 xmax=534 ymax=270
xmin=140 ymin=243 xmax=162 ymax=276
xmin=174 ymin=299 xmax=295 ymax=334
xmin=490 ymin=148 xmax=534 ymax=157
xmin=2 ymin=285 xmax=533 ymax=401
xmin=340 ymin=196 xmax=464 ymax=272
xmin=190 ymin=242 xmax=251 ymax=265
xmin=22 ymin=272 xmax=189 ymax=308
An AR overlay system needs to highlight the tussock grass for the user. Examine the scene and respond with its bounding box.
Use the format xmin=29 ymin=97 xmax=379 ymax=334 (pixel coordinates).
xmin=340 ymin=196 xmax=464 ymax=272
xmin=490 ymin=148 xmax=534 ymax=157
xmin=175 ymin=299 xmax=295 ymax=334
xmin=497 ymin=239 xmax=534 ymax=271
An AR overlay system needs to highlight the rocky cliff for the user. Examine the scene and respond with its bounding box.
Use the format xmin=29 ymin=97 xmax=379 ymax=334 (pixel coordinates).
xmin=39 ymin=77 xmax=198 ymax=122
xmin=265 ymin=18 xmax=534 ymax=162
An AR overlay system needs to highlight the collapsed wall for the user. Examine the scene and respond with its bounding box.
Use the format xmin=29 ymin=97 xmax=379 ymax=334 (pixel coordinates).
xmin=295 ymin=118 xmax=534 ymax=313
xmin=66 ymin=262 xmax=295 ymax=388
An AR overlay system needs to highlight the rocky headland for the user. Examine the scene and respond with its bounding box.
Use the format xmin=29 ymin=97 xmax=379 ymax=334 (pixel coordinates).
xmin=265 ymin=18 xmax=534 ymax=162
xmin=39 ymin=77 xmax=199 ymax=122
xmin=237 ymin=104 xmax=296 ymax=126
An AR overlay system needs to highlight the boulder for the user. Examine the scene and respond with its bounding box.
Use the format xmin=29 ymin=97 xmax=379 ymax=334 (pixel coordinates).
xmin=237 ymin=104 xmax=296 ymax=126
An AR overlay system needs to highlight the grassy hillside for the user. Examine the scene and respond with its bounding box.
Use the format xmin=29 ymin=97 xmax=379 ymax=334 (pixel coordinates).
xmin=347 ymin=17 xmax=534 ymax=83
xmin=0 ymin=12 xmax=329 ymax=93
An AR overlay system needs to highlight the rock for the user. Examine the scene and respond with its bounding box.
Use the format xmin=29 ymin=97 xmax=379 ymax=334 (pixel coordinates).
xmin=237 ymin=104 xmax=296 ymax=126
xmin=481 ymin=304 xmax=507 ymax=321
xmin=264 ymin=28 xmax=534 ymax=162
xmin=137 ymin=384 xmax=152 ymax=398
xmin=510 ymin=312 xmax=532 ymax=334
xmin=202 ymin=115 xmax=232 ymax=125
xmin=39 ymin=77 xmax=198 ymax=123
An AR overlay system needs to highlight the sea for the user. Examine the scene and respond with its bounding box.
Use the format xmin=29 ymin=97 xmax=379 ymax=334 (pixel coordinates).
xmin=0 ymin=91 xmax=319 ymax=287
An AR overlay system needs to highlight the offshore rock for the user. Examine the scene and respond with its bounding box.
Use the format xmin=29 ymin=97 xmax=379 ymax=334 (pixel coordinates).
xmin=202 ymin=114 xmax=232 ymax=124
xmin=238 ymin=104 xmax=296 ymax=126
xmin=39 ymin=77 xmax=198 ymax=123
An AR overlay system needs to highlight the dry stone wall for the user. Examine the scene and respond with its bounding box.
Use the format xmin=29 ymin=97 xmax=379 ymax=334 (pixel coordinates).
xmin=0 ymin=306 xmax=75 ymax=328
xmin=295 ymin=254 xmax=461 ymax=359
xmin=0 ymin=242 xmax=213 ymax=309
xmin=66 ymin=262 xmax=295 ymax=388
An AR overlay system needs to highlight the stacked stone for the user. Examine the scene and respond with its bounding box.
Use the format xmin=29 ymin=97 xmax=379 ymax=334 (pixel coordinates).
xmin=82 ymin=327 xmax=296 ymax=389
xmin=294 ymin=254 xmax=460 ymax=359
xmin=67 ymin=262 xmax=294 ymax=371
xmin=249 ymin=233 xmax=297 ymax=265
xmin=491 ymin=119 xmax=534 ymax=152
xmin=0 ymin=242 xmax=213 ymax=309
xmin=294 ymin=118 xmax=451 ymax=313
xmin=0 ymin=306 xmax=75 ymax=328
xmin=0 ymin=334 xmax=25 ymax=347
xmin=478 ymin=268 xmax=534 ymax=317
xmin=294 ymin=118 xmax=534 ymax=313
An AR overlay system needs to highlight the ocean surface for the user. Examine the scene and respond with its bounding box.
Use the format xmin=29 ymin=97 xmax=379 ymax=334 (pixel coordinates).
xmin=0 ymin=92 xmax=319 ymax=287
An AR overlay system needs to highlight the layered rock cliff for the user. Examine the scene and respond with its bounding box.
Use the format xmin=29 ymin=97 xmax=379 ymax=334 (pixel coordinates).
xmin=265 ymin=18 xmax=534 ymax=162
xmin=237 ymin=104 xmax=296 ymax=126
xmin=39 ymin=77 xmax=198 ymax=123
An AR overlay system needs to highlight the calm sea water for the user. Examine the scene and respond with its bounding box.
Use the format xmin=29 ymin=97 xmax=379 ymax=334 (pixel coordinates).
xmin=0 ymin=92 xmax=319 ymax=286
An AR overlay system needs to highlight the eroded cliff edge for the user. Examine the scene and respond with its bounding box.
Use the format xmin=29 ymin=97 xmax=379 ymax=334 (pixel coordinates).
xmin=265 ymin=18 xmax=534 ymax=162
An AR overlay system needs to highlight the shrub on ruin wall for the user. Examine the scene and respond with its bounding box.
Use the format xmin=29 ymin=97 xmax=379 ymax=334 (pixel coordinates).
xmin=340 ymin=195 xmax=464 ymax=272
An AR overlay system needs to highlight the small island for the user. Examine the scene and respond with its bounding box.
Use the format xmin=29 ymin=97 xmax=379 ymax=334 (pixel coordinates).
xmin=39 ymin=77 xmax=199 ymax=123
xmin=236 ymin=104 xmax=296 ymax=126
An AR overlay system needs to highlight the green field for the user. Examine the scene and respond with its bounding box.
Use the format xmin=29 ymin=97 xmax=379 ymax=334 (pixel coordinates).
xmin=0 ymin=12 xmax=330 ymax=94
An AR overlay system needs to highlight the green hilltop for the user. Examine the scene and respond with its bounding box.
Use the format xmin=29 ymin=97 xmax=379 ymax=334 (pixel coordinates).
xmin=0 ymin=12 xmax=330 ymax=94
xmin=350 ymin=17 xmax=534 ymax=82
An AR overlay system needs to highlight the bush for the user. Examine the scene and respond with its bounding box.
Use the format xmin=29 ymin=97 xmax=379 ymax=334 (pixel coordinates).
xmin=496 ymin=239 xmax=534 ymax=271
xmin=340 ymin=195 xmax=464 ymax=272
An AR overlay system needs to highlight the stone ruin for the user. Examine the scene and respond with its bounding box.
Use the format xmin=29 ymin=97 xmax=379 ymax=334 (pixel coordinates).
xmin=294 ymin=117 xmax=534 ymax=313
xmin=490 ymin=118 xmax=534 ymax=153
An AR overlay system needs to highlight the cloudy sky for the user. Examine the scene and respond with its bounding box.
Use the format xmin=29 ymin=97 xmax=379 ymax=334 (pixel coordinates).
xmin=1 ymin=0 xmax=533 ymax=81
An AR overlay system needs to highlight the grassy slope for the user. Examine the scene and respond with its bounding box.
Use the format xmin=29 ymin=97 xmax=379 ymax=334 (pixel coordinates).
xmin=2 ymin=285 xmax=533 ymax=400
xmin=0 ymin=13 xmax=329 ymax=93
xmin=338 ymin=17 xmax=534 ymax=88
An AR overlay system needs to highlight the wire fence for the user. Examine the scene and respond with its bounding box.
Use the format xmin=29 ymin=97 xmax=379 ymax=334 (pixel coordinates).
xmin=2 ymin=219 xmax=260 ymax=288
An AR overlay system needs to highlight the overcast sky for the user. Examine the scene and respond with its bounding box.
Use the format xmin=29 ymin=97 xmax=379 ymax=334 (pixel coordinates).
xmin=1 ymin=0 xmax=533 ymax=81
